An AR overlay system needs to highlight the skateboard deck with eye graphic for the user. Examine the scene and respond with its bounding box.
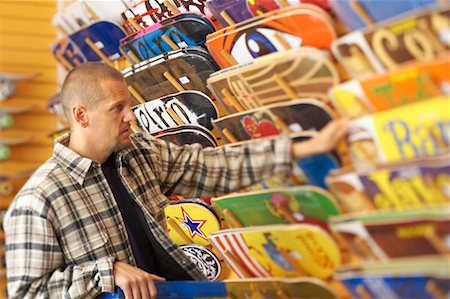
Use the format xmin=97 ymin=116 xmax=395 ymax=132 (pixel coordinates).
xmin=210 ymin=224 xmax=341 ymax=279
xmin=152 ymin=124 xmax=218 ymax=148
xmin=211 ymin=186 xmax=340 ymax=231
xmin=206 ymin=5 xmax=336 ymax=68
xmin=207 ymin=0 xmax=331 ymax=27
xmin=207 ymin=47 xmax=339 ymax=114
xmin=121 ymin=0 xmax=212 ymax=33
xmin=330 ymin=208 xmax=450 ymax=263
xmin=123 ymin=47 xmax=219 ymax=101
xmin=335 ymin=257 xmax=450 ymax=299
xmin=332 ymin=7 xmax=450 ymax=78
xmin=120 ymin=14 xmax=215 ymax=63
xmin=326 ymin=152 xmax=450 ymax=214
xmin=212 ymin=99 xmax=334 ymax=144
xmin=131 ymin=90 xmax=218 ymax=133
xmin=328 ymin=56 xmax=449 ymax=119
xmin=330 ymin=0 xmax=441 ymax=32
xmin=346 ymin=96 xmax=449 ymax=166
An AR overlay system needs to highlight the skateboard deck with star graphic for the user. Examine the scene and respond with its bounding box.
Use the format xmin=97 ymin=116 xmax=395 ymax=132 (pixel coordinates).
xmin=120 ymin=13 xmax=215 ymax=63
xmin=212 ymin=99 xmax=335 ymax=144
xmin=121 ymin=0 xmax=212 ymax=33
xmin=152 ymin=124 xmax=218 ymax=148
xmin=131 ymin=90 xmax=218 ymax=134
xmin=332 ymin=7 xmax=450 ymax=78
xmin=329 ymin=56 xmax=449 ymax=119
xmin=210 ymin=224 xmax=341 ymax=279
xmin=164 ymin=199 xmax=221 ymax=247
xmin=346 ymin=96 xmax=449 ymax=166
xmin=207 ymin=0 xmax=330 ymax=27
xmin=123 ymin=47 xmax=220 ymax=102
xmin=330 ymin=208 xmax=450 ymax=263
xmin=206 ymin=5 xmax=336 ymax=68
xmin=207 ymin=47 xmax=339 ymax=114
xmin=211 ymin=186 xmax=340 ymax=231
xmin=326 ymin=153 xmax=450 ymax=213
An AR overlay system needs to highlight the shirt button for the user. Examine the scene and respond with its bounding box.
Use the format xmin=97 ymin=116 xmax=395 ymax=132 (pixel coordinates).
xmin=103 ymin=191 xmax=109 ymax=197
xmin=87 ymin=244 xmax=91 ymax=249
xmin=129 ymin=256 xmax=134 ymax=263
xmin=118 ymin=224 xmax=123 ymax=230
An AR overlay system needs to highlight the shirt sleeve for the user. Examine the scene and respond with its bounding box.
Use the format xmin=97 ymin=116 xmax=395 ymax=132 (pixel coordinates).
xmin=147 ymin=134 xmax=293 ymax=197
xmin=3 ymin=197 xmax=115 ymax=299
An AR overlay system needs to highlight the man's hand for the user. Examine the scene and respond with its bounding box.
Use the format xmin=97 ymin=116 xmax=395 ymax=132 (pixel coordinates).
xmin=292 ymin=118 xmax=349 ymax=159
xmin=113 ymin=261 xmax=166 ymax=299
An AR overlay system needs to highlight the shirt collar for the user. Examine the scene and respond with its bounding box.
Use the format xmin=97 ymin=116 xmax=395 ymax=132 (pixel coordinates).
xmin=53 ymin=133 xmax=98 ymax=185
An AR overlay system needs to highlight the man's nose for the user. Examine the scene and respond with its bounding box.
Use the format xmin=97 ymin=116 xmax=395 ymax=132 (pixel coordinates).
xmin=124 ymin=106 xmax=137 ymax=122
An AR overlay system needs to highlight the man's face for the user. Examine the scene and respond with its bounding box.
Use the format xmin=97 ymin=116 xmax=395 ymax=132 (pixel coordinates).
xmin=87 ymin=79 xmax=136 ymax=153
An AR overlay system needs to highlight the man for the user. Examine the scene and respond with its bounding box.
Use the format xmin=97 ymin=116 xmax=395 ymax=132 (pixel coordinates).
xmin=4 ymin=62 xmax=348 ymax=299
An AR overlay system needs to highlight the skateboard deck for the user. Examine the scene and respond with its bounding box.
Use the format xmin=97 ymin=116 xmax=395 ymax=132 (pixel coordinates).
xmin=210 ymin=224 xmax=341 ymax=279
xmin=329 ymin=56 xmax=450 ymax=118
xmin=330 ymin=208 xmax=450 ymax=262
xmin=207 ymin=47 xmax=339 ymax=114
xmin=120 ymin=14 xmax=215 ymax=63
xmin=327 ymin=153 xmax=450 ymax=213
xmin=347 ymin=96 xmax=449 ymax=166
xmin=132 ymin=91 xmax=218 ymax=134
xmin=206 ymin=5 xmax=336 ymax=68
xmin=179 ymin=244 xmax=222 ymax=281
xmin=97 ymin=277 xmax=339 ymax=298
xmin=152 ymin=124 xmax=218 ymax=148
xmin=211 ymin=186 xmax=340 ymax=230
xmin=51 ymin=37 xmax=87 ymax=70
xmin=0 ymin=168 xmax=36 ymax=197
xmin=332 ymin=7 xmax=450 ymax=78
xmin=69 ymin=21 xmax=127 ymax=62
xmin=330 ymin=0 xmax=441 ymax=31
xmin=0 ymin=72 xmax=40 ymax=101
xmin=123 ymin=48 xmax=219 ymax=101
xmin=121 ymin=0 xmax=212 ymax=32
xmin=207 ymin=0 xmax=331 ymax=27
xmin=335 ymin=257 xmax=450 ymax=299
xmin=213 ymin=99 xmax=334 ymax=143
xmin=164 ymin=199 xmax=221 ymax=246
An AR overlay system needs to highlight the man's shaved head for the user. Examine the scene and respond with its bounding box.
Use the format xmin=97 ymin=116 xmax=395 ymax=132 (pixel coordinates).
xmin=61 ymin=62 xmax=125 ymax=123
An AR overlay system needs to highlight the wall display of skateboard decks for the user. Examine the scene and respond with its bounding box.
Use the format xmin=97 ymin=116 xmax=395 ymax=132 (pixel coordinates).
xmin=329 ymin=56 xmax=450 ymax=119
xmin=210 ymin=224 xmax=341 ymax=279
xmin=120 ymin=13 xmax=215 ymax=63
xmin=0 ymin=72 xmax=41 ymax=101
xmin=213 ymin=99 xmax=335 ymax=143
xmin=206 ymin=5 xmax=336 ymax=68
xmin=121 ymin=0 xmax=212 ymax=33
xmin=347 ymin=96 xmax=449 ymax=166
xmin=52 ymin=0 xmax=140 ymax=35
xmin=211 ymin=186 xmax=340 ymax=230
xmin=332 ymin=7 xmax=450 ymax=78
xmin=330 ymin=0 xmax=441 ymax=31
xmin=51 ymin=21 xmax=127 ymax=70
xmin=207 ymin=0 xmax=331 ymax=27
xmin=97 ymin=277 xmax=339 ymax=299
xmin=131 ymin=90 xmax=218 ymax=134
xmin=207 ymin=47 xmax=339 ymax=114
xmin=151 ymin=124 xmax=219 ymax=148
xmin=330 ymin=208 xmax=450 ymax=262
xmin=123 ymin=47 xmax=220 ymax=101
xmin=335 ymin=256 xmax=450 ymax=299
xmin=326 ymin=153 xmax=450 ymax=213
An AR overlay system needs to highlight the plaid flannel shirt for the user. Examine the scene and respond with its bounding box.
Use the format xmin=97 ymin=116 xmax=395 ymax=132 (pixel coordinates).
xmin=4 ymin=132 xmax=292 ymax=298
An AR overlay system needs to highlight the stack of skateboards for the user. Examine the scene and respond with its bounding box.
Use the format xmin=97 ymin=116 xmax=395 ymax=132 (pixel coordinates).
xmin=48 ymin=1 xmax=450 ymax=298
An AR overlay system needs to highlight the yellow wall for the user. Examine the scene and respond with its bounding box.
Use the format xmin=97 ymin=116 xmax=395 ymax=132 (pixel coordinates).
xmin=0 ymin=1 xmax=58 ymax=296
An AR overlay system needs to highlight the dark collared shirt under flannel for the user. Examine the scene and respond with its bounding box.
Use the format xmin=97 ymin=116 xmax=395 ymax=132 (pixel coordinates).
xmin=4 ymin=133 xmax=292 ymax=298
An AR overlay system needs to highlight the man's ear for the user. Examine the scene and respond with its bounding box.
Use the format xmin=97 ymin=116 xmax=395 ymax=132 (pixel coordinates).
xmin=72 ymin=105 xmax=89 ymax=128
